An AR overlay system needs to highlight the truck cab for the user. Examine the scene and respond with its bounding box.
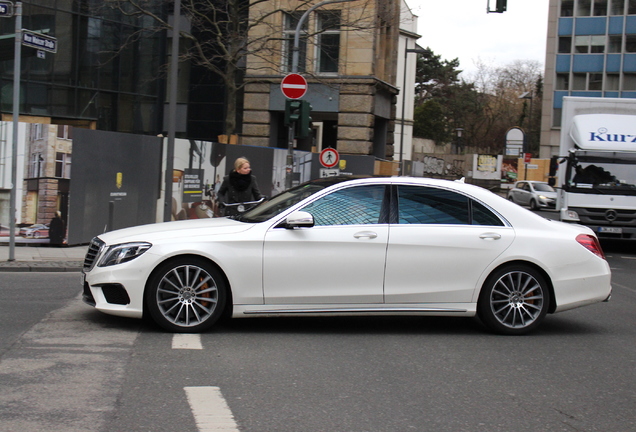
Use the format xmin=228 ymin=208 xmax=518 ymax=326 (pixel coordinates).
xmin=556 ymin=101 xmax=636 ymax=240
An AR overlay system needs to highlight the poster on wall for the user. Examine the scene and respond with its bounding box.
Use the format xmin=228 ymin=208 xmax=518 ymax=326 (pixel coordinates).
xmin=473 ymin=154 xmax=503 ymax=181
xmin=169 ymin=140 xmax=314 ymax=220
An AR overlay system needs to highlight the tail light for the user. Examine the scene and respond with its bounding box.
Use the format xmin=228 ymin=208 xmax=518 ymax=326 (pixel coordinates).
xmin=576 ymin=234 xmax=606 ymax=259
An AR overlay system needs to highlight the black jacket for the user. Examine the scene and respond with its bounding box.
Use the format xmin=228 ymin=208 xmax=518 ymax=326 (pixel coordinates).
xmin=218 ymin=171 xmax=263 ymax=214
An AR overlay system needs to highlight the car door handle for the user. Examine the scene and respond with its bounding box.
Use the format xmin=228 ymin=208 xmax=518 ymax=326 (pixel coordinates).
xmin=354 ymin=231 xmax=378 ymax=239
xmin=479 ymin=233 xmax=502 ymax=241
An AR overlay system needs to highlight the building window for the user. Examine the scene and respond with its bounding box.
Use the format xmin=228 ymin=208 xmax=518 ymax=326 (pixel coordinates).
xmin=575 ymin=35 xmax=606 ymax=53
xmin=55 ymin=152 xmax=71 ymax=179
xmin=556 ymin=73 xmax=570 ymax=90
xmin=559 ymin=37 xmax=572 ymax=53
xmin=577 ymin=0 xmax=592 ymax=16
xmin=589 ymin=73 xmax=603 ymax=89
xmin=33 ymin=124 xmax=43 ymax=140
xmin=610 ymin=0 xmax=625 ymax=15
xmin=30 ymin=154 xmax=43 ymax=178
xmin=594 ymin=0 xmax=609 ymax=15
xmin=553 ymin=108 xmax=563 ymax=127
xmin=626 ymin=34 xmax=636 ymax=51
xmin=56 ymin=125 xmax=72 ymax=139
xmin=316 ymin=11 xmax=341 ymax=74
xmin=606 ymin=73 xmax=620 ymax=90
xmin=572 ymin=73 xmax=587 ymax=90
xmin=562 ymin=0 xmax=575 ymax=16
xmin=624 ymin=73 xmax=636 ymax=90
xmin=283 ymin=12 xmax=307 ymax=73
xmin=609 ymin=35 xmax=623 ymax=52
xmin=629 ymin=0 xmax=636 ymax=14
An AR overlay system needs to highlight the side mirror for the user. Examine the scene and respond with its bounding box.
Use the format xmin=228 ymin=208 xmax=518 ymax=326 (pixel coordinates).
xmin=279 ymin=211 xmax=314 ymax=229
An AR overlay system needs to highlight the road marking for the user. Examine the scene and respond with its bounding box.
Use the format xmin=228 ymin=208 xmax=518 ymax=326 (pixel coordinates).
xmin=172 ymin=334 xmax=203 ymax=350
xmin=185 ymin=386 xmax=240 ymax=432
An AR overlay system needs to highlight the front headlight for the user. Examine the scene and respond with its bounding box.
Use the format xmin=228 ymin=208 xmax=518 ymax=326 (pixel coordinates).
xmin=97 ymin=242 xmax=152 ymax=267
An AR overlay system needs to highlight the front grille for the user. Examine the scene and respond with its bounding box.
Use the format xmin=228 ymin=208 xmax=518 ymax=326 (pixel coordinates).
xmin=575 ymin=208 xmax=636 ymax=226
xmin=83 ymin=237 xmax=105 ymax=271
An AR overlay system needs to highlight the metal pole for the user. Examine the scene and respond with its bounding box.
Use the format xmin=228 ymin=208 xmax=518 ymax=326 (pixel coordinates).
xmin=398 ymin=45 xmax=425 ymax=176
xmin=398 ymin=43 xmax=408 ymax=175
xmin=285 ymin=0 xmax=355 ymax=190
xmin=163 ymin=0 xmax=180 ymax=222
xmin=9 ymin=2 xmax=22 ymax=261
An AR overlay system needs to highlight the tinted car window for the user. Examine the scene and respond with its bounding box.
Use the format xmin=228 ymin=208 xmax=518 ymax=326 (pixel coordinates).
xmin=301 ymin=185 xmax=385 ymax=226
xmin=534 ymin=183 xmax=555 ymax=192
xmin=471 ymin=200 xmax=505 ymax=226
xmin=397 ymin=186 xmax=469 ymax=224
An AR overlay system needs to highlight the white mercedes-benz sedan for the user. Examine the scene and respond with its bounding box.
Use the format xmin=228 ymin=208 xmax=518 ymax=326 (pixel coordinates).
xmin=82 ymin=177 xmax=611 ymax=335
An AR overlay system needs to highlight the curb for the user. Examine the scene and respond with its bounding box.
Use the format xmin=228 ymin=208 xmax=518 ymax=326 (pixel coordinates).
xmin=0 ymin=262 xmax=83 ymax=272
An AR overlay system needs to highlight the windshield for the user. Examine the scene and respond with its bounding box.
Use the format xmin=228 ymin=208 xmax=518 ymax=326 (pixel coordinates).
xmin=237 ymin=177 xmax=363 ymax=223
xmin=534 ymin=183 xmax=555 ymax=193
xmin=567 ymin=154 xmax=636 ymax=195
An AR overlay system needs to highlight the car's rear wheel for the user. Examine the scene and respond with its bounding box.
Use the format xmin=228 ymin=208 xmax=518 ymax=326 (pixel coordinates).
xmin=478 ymin=265 xmax=550 ymax=335
xmin=146 ymin=257 xmax=227 ymax=333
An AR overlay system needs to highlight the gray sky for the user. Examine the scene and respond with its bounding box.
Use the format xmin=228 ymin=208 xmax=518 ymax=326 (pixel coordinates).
xmin=406 ymin=0 xmax=550 ymax=78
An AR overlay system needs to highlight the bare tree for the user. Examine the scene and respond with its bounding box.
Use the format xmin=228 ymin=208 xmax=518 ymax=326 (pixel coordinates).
xmin=101 ymin=0 xmax=378 ymax=137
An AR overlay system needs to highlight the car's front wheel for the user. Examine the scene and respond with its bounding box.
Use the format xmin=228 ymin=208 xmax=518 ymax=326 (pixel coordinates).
xmin=477 ymin=265 xmax=550 ymax=335
xmin=146 ymin=257 xmax=227 ymax=333
xmin=529 ymin=199 xmax=539 ymax=210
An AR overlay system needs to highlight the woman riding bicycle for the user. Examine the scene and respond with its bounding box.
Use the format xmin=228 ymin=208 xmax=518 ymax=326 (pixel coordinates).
xmin=218 ymin=157 xmax=265 ymax=216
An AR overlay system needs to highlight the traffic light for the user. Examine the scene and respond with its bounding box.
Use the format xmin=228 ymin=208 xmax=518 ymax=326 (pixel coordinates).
xmin=495 ymin=0 xmax=507 ymax=13
xmin=297 ymin=100 xmax=313 ymax=139
xmin=284 ymin=99 xmax=301 ymax=126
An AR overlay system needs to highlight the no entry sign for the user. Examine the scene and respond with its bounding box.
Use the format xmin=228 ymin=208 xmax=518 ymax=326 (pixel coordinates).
xmin=281 ymin=73 xmax=307 ymax=99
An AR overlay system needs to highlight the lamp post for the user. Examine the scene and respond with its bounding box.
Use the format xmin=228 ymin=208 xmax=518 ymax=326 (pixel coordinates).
xmin=398 ymin=44 xmax=426 ymax=175
xmin=455 ymin=128 xmax=464 ymax=154
xmin=519 ymin=91 xmax=533 ymax=156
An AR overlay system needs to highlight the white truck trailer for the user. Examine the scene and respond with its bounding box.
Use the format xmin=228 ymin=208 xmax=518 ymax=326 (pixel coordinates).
xmin=553 ymin=96 xmax=636 ymax=240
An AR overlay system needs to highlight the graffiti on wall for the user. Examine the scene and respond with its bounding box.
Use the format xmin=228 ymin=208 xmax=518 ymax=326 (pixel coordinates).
xmin=417 ymin=156 xmax=467 ymax=177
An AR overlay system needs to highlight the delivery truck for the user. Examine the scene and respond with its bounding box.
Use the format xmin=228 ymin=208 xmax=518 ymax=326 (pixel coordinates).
xmin=553 ymin=96 xmax=636 ymax=240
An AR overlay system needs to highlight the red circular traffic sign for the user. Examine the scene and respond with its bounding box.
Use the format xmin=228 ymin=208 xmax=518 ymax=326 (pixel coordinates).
xmin=320 ymin=148 xmax=339 ymax=168
xmin=281 ymin=73 xmax=307 ymax=99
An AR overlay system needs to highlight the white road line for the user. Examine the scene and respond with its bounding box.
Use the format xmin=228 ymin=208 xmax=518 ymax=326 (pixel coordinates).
xmin=172 ymin=333 xmax=203 ymax=350
xmin=185 ymin=386 xmax=240 ymax=432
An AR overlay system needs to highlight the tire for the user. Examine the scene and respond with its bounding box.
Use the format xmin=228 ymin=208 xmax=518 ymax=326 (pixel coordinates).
xmin=145 ymin=257 xmax=227 ymax=333
xmin=477 ymin=265 xmax=550 ymax=335
xmin=529 ymin=199 xmax=538 ymax=210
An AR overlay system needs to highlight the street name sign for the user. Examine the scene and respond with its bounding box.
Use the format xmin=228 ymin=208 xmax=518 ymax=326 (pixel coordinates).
xmin=22 ymin=30 xmax=57 ymax=53
xmin=0 ymin=1 xmax=13 ymax=17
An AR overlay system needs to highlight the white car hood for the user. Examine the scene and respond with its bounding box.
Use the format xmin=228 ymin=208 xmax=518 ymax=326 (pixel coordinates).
xmin=96 ymin=217 xmax=254 ymax=245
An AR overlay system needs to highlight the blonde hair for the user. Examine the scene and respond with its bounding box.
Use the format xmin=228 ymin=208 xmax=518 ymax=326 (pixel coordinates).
xmin=234 ymin=157 xmax=250 ymax=171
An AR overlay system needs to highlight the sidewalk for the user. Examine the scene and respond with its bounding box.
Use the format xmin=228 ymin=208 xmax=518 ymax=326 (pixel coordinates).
xmin=0 ymin=244 xmax=88 ymax=272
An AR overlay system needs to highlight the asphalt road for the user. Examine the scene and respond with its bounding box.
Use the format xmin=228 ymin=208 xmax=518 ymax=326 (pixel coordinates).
xmin=0 ymin=247 xmax=635 ymax=432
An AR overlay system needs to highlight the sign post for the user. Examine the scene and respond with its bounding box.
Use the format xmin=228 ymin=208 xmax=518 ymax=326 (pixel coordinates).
xmin=282 ymin=73 xmax=308 ymax=190
xmin=7 ymin=1 xmax=19 ymax=261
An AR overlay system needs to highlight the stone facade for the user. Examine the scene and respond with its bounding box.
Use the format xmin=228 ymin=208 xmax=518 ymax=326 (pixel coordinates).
xmin=242 ymin=0 xmax=401 ymax=157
